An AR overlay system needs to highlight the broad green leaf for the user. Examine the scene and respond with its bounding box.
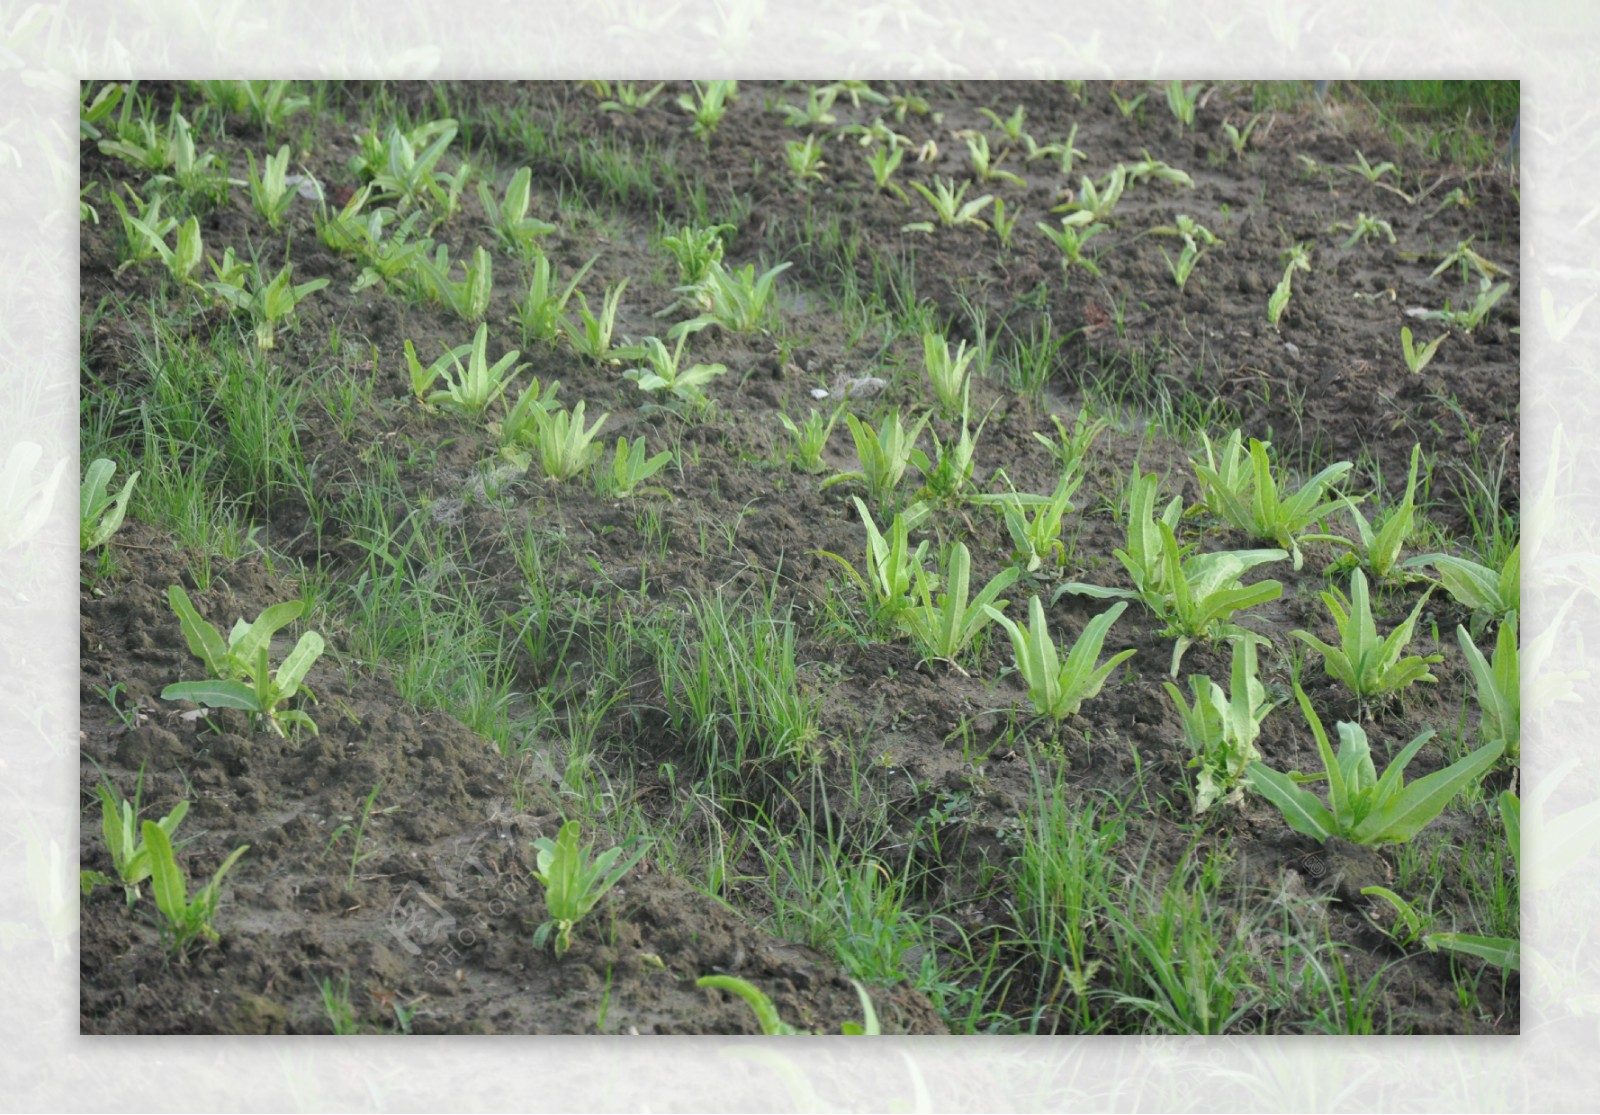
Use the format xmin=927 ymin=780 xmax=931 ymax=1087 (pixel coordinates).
xmin=1356 ymin=738 xmax=1503 ymax=844
xmin=141 ymin=819 xmax=187 ymax=925
xmin=1246 ymin=762 xmax=1336 ymax=840
xmin=167 ymin=586 xmax=230 ymax=677
xmin=160 ymin=679 xmax=261 ymax=711
xmin=1427 ymin=933 xmax=1519 ymax=971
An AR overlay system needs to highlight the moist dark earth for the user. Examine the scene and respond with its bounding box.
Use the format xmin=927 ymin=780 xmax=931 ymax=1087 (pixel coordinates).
xmin=78 ymin=80 xmax=1519 ymax=1034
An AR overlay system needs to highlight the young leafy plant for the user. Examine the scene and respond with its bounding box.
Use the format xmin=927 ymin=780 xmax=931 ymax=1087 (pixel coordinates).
xmin=985 ymin=597 xmax=1136 ymax=722
xmin=1221 ymin=115 xmax=1260 ymax=160
xmin=1344 ymin=150 xmax=1397 ymax=184
xmin=902 ymin=540 xmax=1018 ymax=672
xmin=623 ymin=329 xmax=729 ymax=411
xmin=207 ymin=259 xmax=329 ymax=350
xmin=1290 ymin=569 xmax=1442 ymax=707
xmin=1168 ymin=637 xmax=1272 ymax=815
xmin=1402 ymin=541 xmax=1519 ymax=636
xmin=1192 ymin=429 xmax=1353 ymax=569
xmin=366 ymin=118 xmax=459 ymax=213
xmin=659 ymin=223 xmax=731 ymax=292
xmin=864 ymin=145 xmax=909 ymax=201
xmin=674 ymin=259 xmax=792 ymax=334
xmin=419 ymin=323 xmax=526 ymax=419
xmin=1165 ymin=81 xmax=1202 ymax=128
xmin=821 ymin=409 xmax=932 ymax=510
xmin=516 ymin=250 xmax=598 ymax=345
xmin=142 ymin=819 xmax=249 ymax=959
xmin=1400 ymin=326 xmax=1447 ymax=374
xmin=965 ymin=133 xmax=1026 ymax=187
xmin=1267 ymin=243 xmax=1312 ymax=329
xmin=1246 ymin=684 xmax=1503 ymax=846
xmin=1053 ymin=165 xmax=1127 ymax=224
xmin=246 ymin=144 xmax=297 ymax=230
xmin=1032 ymin=411 xmax=1109 ymax=489
xmin=88 ymin=777 xmax=189 ymax=907
xmin=904 ymin=177 xmax=995 ymax=232
xmin=561 ymin=279 xmax=632 ymax=362
xmin=696 ymin=975 xmax=880 ymax=1035
xmin=80 ymin=458 xmax=139 ymax=550
xmin=777 ymin=406 xmax=841 ymax=474
xmin=513 ymin=400 xmax=609 ymax=482
xmin=1036 ymin=218 xmax=1105 ymax=278
xmin=1333 ymin=212 xmax=1396 ymax=248
xmin=160 ymin=585 xmax=325 ymax=737
xmin=1458 ymin=616 xmax=1518 ymax=763
xmin=784 ymin=134 xmax=827 ymax=185
xmin=923 ymin=331 xmax=978 ymax=420
xmin=128 ymin=213 xmax=204 ymax=287
xmin=478 ymin=166 xmax=556 ymax=261
xmin=976 ymin=471 xmax=1082 ymax=574
xmin=414 ymin=243 xmax=494 ymax=323
xmin=532 ymin=820 xmax=650 ymax=958
xmin=1325 ymin=443 xmax=1423 ymax=584
xmin=814 ymin=498 xmax=931 ymax=633
xmin=597 ymin=436 xmax=673 ymax=499
xmin=1161 ymin=240 xmax=1204 ymax=289
xmin=678 ymin=80 xmax=737 ymax=145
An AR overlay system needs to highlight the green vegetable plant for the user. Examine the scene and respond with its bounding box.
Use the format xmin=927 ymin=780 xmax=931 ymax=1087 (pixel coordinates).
xmin=623 ymin=331 xmax=729 ymax=410
xmin=1032 ymin=411 xmax=1109 ymax=488
xmin=1332 ymin=212 xmax=1396 ymax=247
xmin=597 ymin=436 xmax=673 ymax=499
xmin=80 ymin=458 xmax=139 ymax=550
xmin=1221 ymin=115 xmax=1261 ymax=160
xmin=978 ymin=104 xmax=1028 ymax=144
xmin=1164 ymin=637 xmax=1271 ymax=815
xmin=814 ymin=498 xmax=931 ymax=632
xmin=143 ymin=819 xmax=249 ymax=960
xmin=777 ymin=406 xmax=841 ymax=474
xmin=975 ymin=471 xmax=1081 ymax=574
xmin=86 ymin=775 xmax=189 ymax=907
xmin=1458 ymin=616 xmax=1518 ymax=763
xmin=785 ymin=135 xmax=827 ymax=186
xmin=478 ymin=166 xmax=556 ymax=261
xmin=1024 ymin=122 xmax=1086 ymax=175
xmin=366 ymin=119 xmax=460 ymax=213
xmin=532 ymin=820 xmax=650 ymax=958
xmin=1165 ymin=81 xmax=1202 ymax=128
xmin=1400 ymin=326 xmax=1446 ymax=374
xmin=1058 ymin=469 xmax=1286 ymax=675
xmin=1108 ymin=87 xmax=1147 ymax=118
xmin=514 ymin=400 xmax=609 ymax=481
xmin=516 ymin=250 xmax=597 ymax=345
xmin=1424 ymin=277 xmax=1510 ymax=333
xmin=1324 ymin=443 xmax=1423 ymax=583
xmin=414 ymin=243 xmax=494 ymax=323
xmin=1191 ymin=428 xmax=1353 ymax=569
xmin=107 ymin=187 xmax=177 ymax=271
xmin=1246 ymin=684 xmax=1503 ymax=846
xmin=1343 ymin=150 xmax=1397 ymax=184
xmin=1036 ymin=218 xmax=1105 ymax=278
xmin=864 ymin=145 xmax=909 ymax=201
xmin=923 ymin=331 xmax=978 ymax=419
xmin=985 ymin=597 xmax=1136 ymax=722
xmin=660 ymin=223 xmax=731 ymax=293
xmin=1403 ymin=541 xmax=1518 ymax=635
xmin=913 ymin=413 xmax=984 ymax=509
xmin=79 ymin=81 xmax=124 ymax=140
xmin=561 ymin=279 xmax=632 ymax=362
xmin=160 ymin=585 xmax=325 ymax=737
xmin=902 ymin=540 xmax=1019 ymax=672
xmin=206 ymin=259 xmax=329 ymax=350
xmin=1267 ymin=243 xmax=1312 ymax=329
xmin=1161 ymin=240 xmax=1204 ymax=289
xmin=246 ymin=144 xmax=297 ymax=230
xmin=696 ymin=975 xmax=880 ymax=1035
xmin=1429 ymin=238 xmax=1510 ymax=282
xmin=673 ymin=259 xmax=791 ymax=334
xmin=678 ymin=80 xmax=736 ymax=145
xmin=128 ymin=213 xmax=204 ymax=288
xmin=903 ymin=177 xmax=995 ymax=232
xmin=196 ymin=79 xmax=307 ymax=134
xmin=1290 ymin=569 xmax=1442 ymax=708
xmin=965 ymin=133 xmax=1026 ymax=187
xmin=146 ymin=112 xmax=230 ymax=208
xmin=1124 ymin=149 xmax=1195 ymax=189
xmin=590 ymin=80 xmax=664 ymax=113
xmin=779 ymin=84 xmax=838 ymax=128
xmin=1052 ymin=166 xmax=1127 ymax=224
xmin=821 ymin=409 xmax=932 ymax=510
xmin=413 ymin=322 xmax=526 ymax=418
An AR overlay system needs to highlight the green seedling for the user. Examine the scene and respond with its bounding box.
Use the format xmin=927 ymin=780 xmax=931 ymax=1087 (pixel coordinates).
xmin=80 ymin=458 xmax=139 ymax=550
xmin=1221 ymin=115 xmax=1261 ymax=160
xmin=108 ymin=187 xmax=177 ymax=271
xmin=965 ymin=133 xmax=1026 ymax=187
xmin=246 ymin=144 xmax=297 ymax=231
xmin=206 ymin=259 xmax=329 ymax=350
xmin=587 ymin=80 xmax=664 ymax=113
xmin=404 ymin=335 xmax=472 ymax=404
xmin=623 ymin=331 xmax=729 ymax=409
xmin=1267 ymin=243 xmax=1312 ymax=329
xmin=1400 ymin=326 xmax=1447 ymax=374
xmin=821 ymin=409 xmax=932 ymax=510
xmin=1024 ymin=122 xmax=1086 ymax=175
xmin=1165 ymin=81 xmax=1202 ymax=128
xmin=367 ymin=119 xmax=459 ymax=213
xmin=532 ymin=820 xmax=650 ymax=958
xmin=1403 ymin=541 xmax=1518 ymax=635
xmin=478 ymin=166 xmax=556 ymax=261
xmin=98 ymin=100 xmax=174 ymax=172
xmin=1344 ymin=150 xmax=1397 ymax=184
xmin=785 ymin=134 xmax=827 ymax=185
xmin=1429 ymin=238 xmax=1510 ymax=282
xmin=780 ymin=83 xmax=838 ymax=128
xmin=1165 ymin=636 xmax=1271 ymax=814
xmin=1333 ymin=212 xmax=1396 ymax=248
xmin=1247 ymin=684 xmax=1503 ymax=847
xmin=414 ymin=243 xmax=494 ymax=322
xmin=147 ymin=112 xmax=230 ymax=207
xmin=904 ymin=177 xmax=995 ymax=232
xmin=161 ymin=585 xmax=325 ymax=737
xmin=1161 ymin=240 xmax=1205 ymax=289
xmin=975 ymin=471 xmax=1081 ymax=574
xmin=923 ymin=331 xmax=978 ymax=420
xmin=985 ymin=597 xmax=1136 ymax=722
xmin=827 ymin=79 xmax=889 ymax=110
xmin=673 ymin=259 xmax=791 ymax=334
xmin=598 ymin=436 xmax=673 ymax=499
xmin=777 ymin=406 xmax=841 ymax=474
xmin=1362 ymin=886 xmax=1519 ymax=971
xmin=696 ymin=975 xmax=880 ymax=1035
xmin=991 ymin=197 xmax=1020 ymax=248
xmin=1424 ymin=277 xmax=1510 ymax=333
xmin=516 ymin=250 xmax=598 ymax=345
xmin=1458 ymin=616 xmax=1518 ymax=763
xmin=814 ymin=498 xmax=931 ymax=631
xmin=326 ymin=781 xmax=387 ymax=888
xmin=1146 ymin=214 xmax=1220 ymax=248
xmin=1108 ymin=87 xmax=1147 ymax=118
xmin=864 ymin=145 xmax=909 ymax=201
xmin=1192 ymin=429 xmax=1353 ymax=569
xmin=1325 ymin=443 xmax=1423 ymax=583
xmin=678 ymin=80 xmax=736 ymax=145
xmin=196 ymin=79 xmax=307 ymax=133
xmin=1036 ymin=218 xmax=1105 ymax=278
xmin=87 ymin=776 xmax=189 ymax=907
xmin=495 ymin=376 xmax=562 ymax=449
xmin=143 ymin=819 xmax=249 ymax=960
xmin=127 ymin=213 xmax=204 ymax=287
xmin=1290 ymin=569 xmax=1442 ymax=707
xmin=978 ymin=104 xmax=1028 ymax=144
xmin=79 ymin=81 xmax=124 ymax=140
xmin=913 ymin=411 xmax=985 ymax=509
xmin=840 ymin=117 xmax=912 ymax=147
xmin=419 ymin=322 xmax=527 ymax=418
xmin=660 ymin=223 xmax=732 ymax=302
xmin=902 ymin=540 xmax=1019 ymax=672
xmin=561 ymin=279 xmax=632 ymax=362
xmin=513 ymin=400 xmax=609 ymax=482
xmin=1052 ymin=166 xmax=1127 ymax=224
xmin=1033 ymin=411 xmax=1109 ymax=488
xmin=1126 ymin=149 xmax=1195 ymax=189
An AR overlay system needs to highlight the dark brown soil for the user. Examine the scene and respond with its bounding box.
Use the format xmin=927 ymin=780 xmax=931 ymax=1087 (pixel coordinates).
xmin=79 ymin=80 xmax=1518 ymax=1035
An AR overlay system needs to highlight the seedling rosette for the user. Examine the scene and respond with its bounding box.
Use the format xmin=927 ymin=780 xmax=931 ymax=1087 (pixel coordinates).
xmin=532 ymin=820 xmax=650 ymax=958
